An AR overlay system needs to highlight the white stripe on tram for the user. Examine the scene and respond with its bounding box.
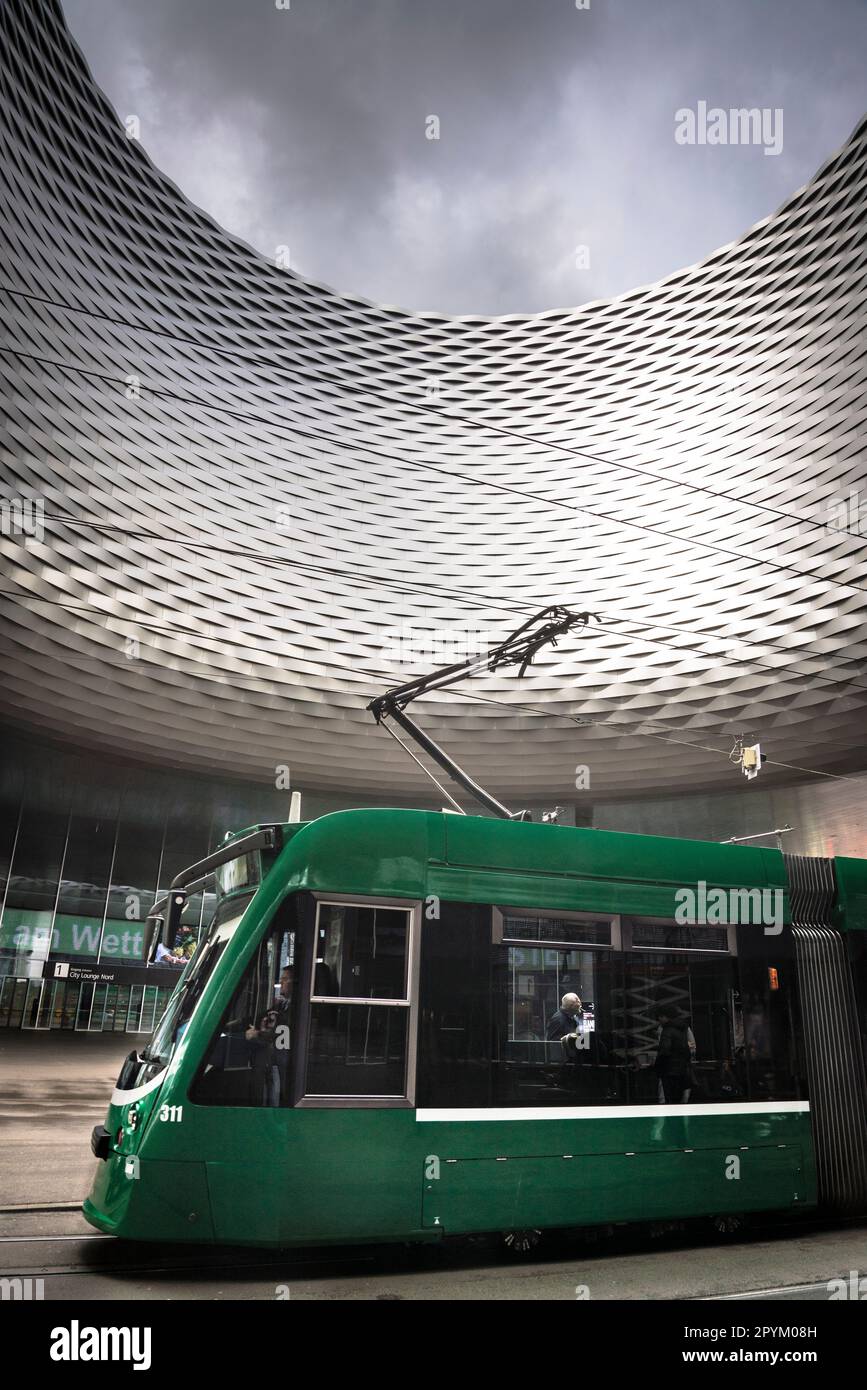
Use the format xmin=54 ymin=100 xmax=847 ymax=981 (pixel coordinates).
xmin=415 ymin=1101 xmax=810 ymax=1122
xmin=110 ymin=1068 xmax=168 ymax=1106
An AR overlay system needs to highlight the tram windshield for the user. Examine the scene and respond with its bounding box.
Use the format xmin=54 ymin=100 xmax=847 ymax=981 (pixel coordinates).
xmin=139 ymin=891 xmax=255 ymax=1071
xmin=215 ymin=851 xmax=261 ymax=901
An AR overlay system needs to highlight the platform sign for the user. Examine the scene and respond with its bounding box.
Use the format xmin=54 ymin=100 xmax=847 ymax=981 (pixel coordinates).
xmin=41 ymin=959 xmax=181 ymax=987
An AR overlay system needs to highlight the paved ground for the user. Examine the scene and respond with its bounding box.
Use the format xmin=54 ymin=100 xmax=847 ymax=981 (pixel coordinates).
xmin=1 ymin=1034 xmax=866 ymax=1300
xmin=1 ymin=1212 xmax=866 ymax=1300
xmin=0 ymin=1029 xmax=132 ymax=1084
xmin=0 ymin=1032 xmax=131 ymax=1207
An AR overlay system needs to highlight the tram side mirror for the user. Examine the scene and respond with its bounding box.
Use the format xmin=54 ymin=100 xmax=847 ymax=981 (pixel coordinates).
xmin=144 ymin=913 xmax=164 ymax=964
xmin=165 ymin=891 xmax=187 ymax=944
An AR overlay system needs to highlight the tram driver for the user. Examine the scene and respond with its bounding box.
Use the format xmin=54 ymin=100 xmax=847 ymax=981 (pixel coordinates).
xmin=242 ymin=966 xmax=294 ymax=1106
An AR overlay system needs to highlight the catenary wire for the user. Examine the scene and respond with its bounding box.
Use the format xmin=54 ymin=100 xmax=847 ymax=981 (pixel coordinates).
xmin=2 ymin=283 xmax=863 ymax=541
xmin=9 ymin=502 xmax=867 ymax=699
xmin=2 ymin=342 xmax=867 ymax=605
xmin=354 ymin=666 xmax=856 ymax=783
xmin=0 ymin=585 xmax=858 ymax=778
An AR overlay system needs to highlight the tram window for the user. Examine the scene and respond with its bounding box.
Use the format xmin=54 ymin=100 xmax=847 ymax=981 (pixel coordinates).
xmin=306 ymin=1005 xmax=408 ymax=1097
xmin=631 ymin=921 xmax=730 ymax=952
xmin=849 ymin=932 xmax=867 ymax=1078
xmin=621 ymin=946 xmax=803 ymax=1103
xmin=190 ymin=908 xmax=296 ymax=1107
xmin=493 ymin=946 xmax=628 ymax=1106
xmin=734 ymin=936 xmax=805 ymax=1102
xmin=313 ymin=904 xmax=408 ymax=1000
xmin=496 ymin=911 xmax=613 ymax=947
xmin=416 ymin=901 xmax=494 ymax=1108
xmin=303 ymin=901 xmax=416 ymax=1102
xmin=144 ymin=931 xmax=232 ymax=1064
xmin=622 ymin=951 xmax=739 ymax=1103
xmin=619 ymin=917 xmax=805 ymax=1103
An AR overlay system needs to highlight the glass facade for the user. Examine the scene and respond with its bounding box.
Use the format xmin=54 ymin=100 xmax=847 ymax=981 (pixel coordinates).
xmin=0 ymin=732 xmax=295 ymax=1032
xmin=0 ymin=729 xmax=456 ymax=1036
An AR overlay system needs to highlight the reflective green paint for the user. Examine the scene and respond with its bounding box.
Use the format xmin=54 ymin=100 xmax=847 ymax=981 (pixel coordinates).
xmin=421 ymin=1127 xmax=809 ymax=1234
xmin=84 ymin=1107 xmax=815 ymax=1246
xmin=273 ymin=809 xmax=789 ymax=918
xmin=834 ymin=856 xmax=867 ymax=932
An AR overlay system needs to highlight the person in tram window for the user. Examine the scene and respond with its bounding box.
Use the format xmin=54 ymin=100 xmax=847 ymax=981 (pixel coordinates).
xmin=272 ymin=966 xmax=293 ymax=1102
xmin=717 ymin=1056 xmax=744 ymax=1100
xmin=246 ymin=1007 xmax=280 ymax=1106
xmin=245 ymin=965 xmax=294 ymax=1106
xmin=653 ymin=1008 xmax=693 ymax=1103
xmin=154 ymin=940 xmax=185 ymax=965
xmin=546 ymin=992 xmax=583 ymax=1041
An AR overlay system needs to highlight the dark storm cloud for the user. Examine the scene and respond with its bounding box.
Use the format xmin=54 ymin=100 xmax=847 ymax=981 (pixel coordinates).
xmin=62 ymin=0 xmax=867 ymax=315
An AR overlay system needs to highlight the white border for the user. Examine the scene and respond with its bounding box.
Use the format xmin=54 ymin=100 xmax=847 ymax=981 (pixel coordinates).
xmin=415 ymin=1101 xmax=810 ymax=1122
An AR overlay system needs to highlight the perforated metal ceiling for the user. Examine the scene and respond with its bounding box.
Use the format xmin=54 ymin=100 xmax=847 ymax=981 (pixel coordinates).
xmin=1 ymin=0 xmax=865 ymax=801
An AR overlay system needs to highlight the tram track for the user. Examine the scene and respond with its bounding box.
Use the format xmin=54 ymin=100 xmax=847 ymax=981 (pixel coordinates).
xmin=4 ymin=1211 xmax=865 ymax=1288
xmin=6 ymin=1205 xmax=867 ymax=1240
xmin=0 ymin=1233 xmax=111 ymax=1243
xmin=0 ymin=1202 xmax=83 ymax=1215
xmin=1 ymin=1235 xmax=384 ymax=1283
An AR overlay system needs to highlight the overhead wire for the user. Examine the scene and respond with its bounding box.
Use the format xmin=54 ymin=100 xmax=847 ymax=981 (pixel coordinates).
xmin=2 ymin=283 xmax=863 ymax=540
xmin=2 ymin=340 xmax=867 ymax=603
xmin=3 ymin=285 xmax=865 ymax=775
xmin=355 ymin=665 xmax=856 ymax=783
xmin=6 ymin=505 xmax=867 ymax=700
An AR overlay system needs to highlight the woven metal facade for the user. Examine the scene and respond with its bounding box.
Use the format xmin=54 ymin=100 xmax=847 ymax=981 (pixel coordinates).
xmin=1 ymin=0 xmax=865 ymax=803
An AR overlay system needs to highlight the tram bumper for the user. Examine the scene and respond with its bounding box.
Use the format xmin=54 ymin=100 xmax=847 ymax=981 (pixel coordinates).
xmin=83 ymin=1152 xmax=215 ymax=1243
xmin=90 ymin=1124 xmax=111 ymax=1160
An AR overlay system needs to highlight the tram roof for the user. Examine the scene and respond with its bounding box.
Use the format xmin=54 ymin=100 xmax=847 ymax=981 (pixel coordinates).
xmin=257 ymin=808 xmax=791 ymax=921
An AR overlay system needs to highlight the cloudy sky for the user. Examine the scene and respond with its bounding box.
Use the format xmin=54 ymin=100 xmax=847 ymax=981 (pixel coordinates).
xmin=63 ymin=0 xmax=867 ymax=315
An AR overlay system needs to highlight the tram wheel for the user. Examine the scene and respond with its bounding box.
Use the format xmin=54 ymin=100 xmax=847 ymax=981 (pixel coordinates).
xmin=649 ymin=1219 xmax=684 ymax=1239
xmin=711 ymin=1212 xmax=745 ymax=1236
xmin=502 ymin=1228 xmax=542 ymax=1255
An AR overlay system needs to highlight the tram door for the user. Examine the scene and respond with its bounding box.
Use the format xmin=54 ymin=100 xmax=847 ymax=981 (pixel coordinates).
xmin=197 ymin=894 xmax=419 ymax=1243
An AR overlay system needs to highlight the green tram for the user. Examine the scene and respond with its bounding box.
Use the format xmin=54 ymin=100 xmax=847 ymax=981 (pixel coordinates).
xmin=84 ymin=809 xmax=867 ymax=1248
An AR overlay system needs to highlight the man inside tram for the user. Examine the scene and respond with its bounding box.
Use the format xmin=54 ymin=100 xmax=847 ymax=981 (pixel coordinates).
xmin=653 ymin=1008 xmax=694 ymax=1103
xmin=545 ymin=992 xmax=583 ymax=1042
xmin=245 ymin=965 xmax=294 ymax=1105
xmin=544 ymin=990 xmax=613 ymax=1097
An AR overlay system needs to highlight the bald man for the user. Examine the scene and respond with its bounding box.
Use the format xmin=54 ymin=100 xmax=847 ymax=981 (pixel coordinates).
xmin=546 ymin=992 xmax=583 ymax=1041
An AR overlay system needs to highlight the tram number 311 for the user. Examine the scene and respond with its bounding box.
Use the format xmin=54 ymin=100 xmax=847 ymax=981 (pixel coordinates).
xmin=159 ymin=1104 xmax=183 ymax=1123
